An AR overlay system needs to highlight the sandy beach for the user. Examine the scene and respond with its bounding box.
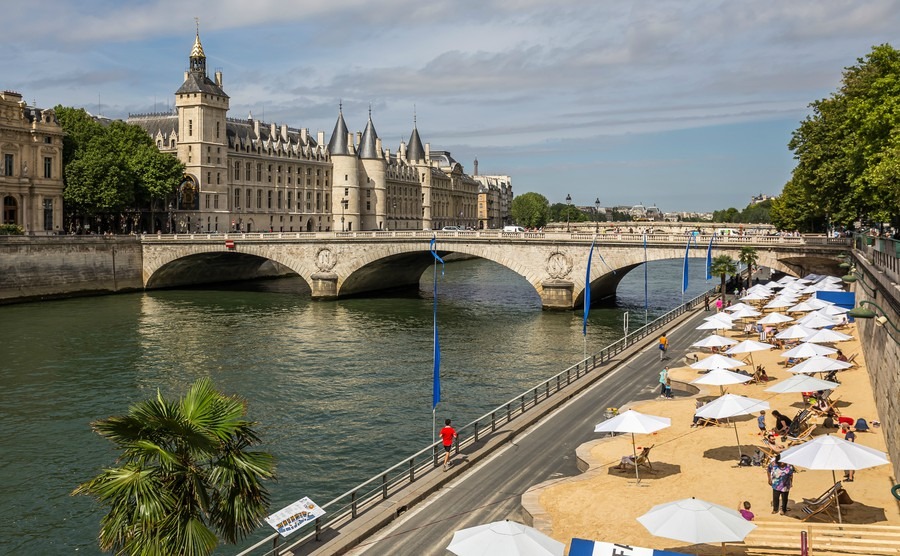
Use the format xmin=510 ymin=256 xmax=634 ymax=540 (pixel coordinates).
xmin=528 ymin=318 xmax=899 ymax=555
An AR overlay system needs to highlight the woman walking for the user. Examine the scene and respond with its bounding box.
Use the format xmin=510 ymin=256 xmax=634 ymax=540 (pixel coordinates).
xmin=767 ymin=454 xmax=794 ymax=515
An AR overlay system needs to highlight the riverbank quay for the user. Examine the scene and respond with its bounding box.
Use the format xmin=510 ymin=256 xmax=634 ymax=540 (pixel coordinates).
xmin=529 ymin=308 xmax=900 ymax=552
xmin=240 ymin=294 xmax=712 ymax=556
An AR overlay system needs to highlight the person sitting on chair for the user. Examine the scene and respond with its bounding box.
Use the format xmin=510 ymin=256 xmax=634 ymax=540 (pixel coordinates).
xmin=614 ymin=446 xmax=650 ymax=469
xmin=835 ymin=349 xmax=848 ymax=363
xmin=771 ymin=410 xmax=792 ymax=436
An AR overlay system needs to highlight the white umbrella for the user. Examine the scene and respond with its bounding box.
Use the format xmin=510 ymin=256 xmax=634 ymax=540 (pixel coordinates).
xmin=696 ymin=319 xmax=734 ymax=331
xmin=691 ymin=368 xmax=752 ymax=395
xmin=797 ymin=313 xmax=839 ymax=329
xmin=779 ymin=435 xmax=891 ymax=523
xmin=691 ymin=334 xmax=738 ymax=349
xmin=725 ymin=339 xmax=773 ymax=368
xmin=775 ymin=324 xmax=817 ymax=340
xmin=757 ymin=312 xmax=794 ymax=325
xmin=816 ymin=305 xmax=850 ymax=316
xmin=781 ymin=342 xmax=838 ymax=359
xmin=704 ymin=312 xmax=734 ymax=324
xmin=788 ymin=356 xmax=853 ymax=374
xmin=739 ymin=292 xmax=770 ymax=302
xmin=638 ymin=497 xmax=756 ymax=550
xmin=724 ymin=302 xmax=756 ymax=312
xmin=695 ymin=394 xmax=770 ymax=457
xmin=729 ymin=306 xmax=762 ymax=320
xmin=764 ymin=298 xmax=796 ymax=310
xmin=447 ymin=520 xmax=565 ymax=556
xmin=765 ymin=374 xmax=840 ymax=393
xmin=803 ymin=328 xmax=853 ymax=344
xmin=787 ymin=301 xmax=821 ymax=313
xmin=690 ymin=353 xmax=747 ymax=370
xmin=594 ymin=410 xmax=670 ymax=483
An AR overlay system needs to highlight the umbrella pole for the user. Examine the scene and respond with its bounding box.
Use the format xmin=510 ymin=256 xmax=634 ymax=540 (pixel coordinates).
xmin=733 ymin=420 xmax=743 ymax=459
xmin=832 ymin=469 xmax=843 ymax=523
xmin=632 ymin=433 xmax=641 ymax=484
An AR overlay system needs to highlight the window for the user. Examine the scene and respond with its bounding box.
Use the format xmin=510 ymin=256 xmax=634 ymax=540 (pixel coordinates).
xmin=189 ymin=119 xmax=193 ymax=136
xmin=344 ymin=188 xmax=349 ymax=197
xmin=234 ymin=188 xmax=241 ymax=208
xmin=246 ymin=162 xmax=251 ymax=180
xmin=207 ymin=172 xmax=211 ymax=185
xmin=366 ymin=201 xmax=371 ymax=211
xmin=267 ymin=191 xmax=272 ymax=209
xmin=366 ymin=190 xmax=371 ymax=198
xmin=345 ymin=174 xmax=348 ymax=181
xmin=277 ymin=191 xmax=282 ymax=209
xmin=257 ymin=190 xmax=262 ymax=209
xmin=216 ymin=122 xmax=220 ymax=138
xmin=4 ymin=154 xmax=13 ymax=176
xmin=287 ymin=191 xmax=292 ymax=209
xmin=43 ymin=157 xmax=52 ymax=179
xmin=214 ymin=195 xmax=219 ymax=209
xmin=45 ymin=136 xmax=52 ymax=144
xmin=43 ymin=198 xmax=53 ymax=231
xmin=257 ymin=164 xmax=262 ymax=182
xmin=234 ymin=161 xmax=240 ymax=180
xmin=205 ymin=194 xmax=210 ymax=209
xmin=246 ymin=189 xmax=251 ymax=209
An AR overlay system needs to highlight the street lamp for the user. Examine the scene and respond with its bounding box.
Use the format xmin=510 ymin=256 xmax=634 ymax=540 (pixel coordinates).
xmin=340 ymin=197 xmax=346 ymax=232
xmin=848 ymin=300 xmax=899 ymax=344
xmin=594 ymin=197 xmax=601 ymax=233
xmin=565 ymin=193 xmax=571 ymax=232
xmin=167 ymin=202 xmax=174 ymax=234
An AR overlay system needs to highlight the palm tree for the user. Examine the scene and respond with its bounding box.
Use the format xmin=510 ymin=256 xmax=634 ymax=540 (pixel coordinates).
xmin=710 ymin=254 xmax=738 ymax=302
xmin=73 ymin=378 xmax=276 ymax=556
xmin=739 ymin=246 xmax=759 ymax=289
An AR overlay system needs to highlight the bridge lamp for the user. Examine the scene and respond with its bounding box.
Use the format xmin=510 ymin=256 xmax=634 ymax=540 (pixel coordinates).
xmin=848 ymin=300 xmax=899 ymax=344
xmin=341 ymin=198 xmax=346 ymax=232
xmin=594 ymin=197 xmax=601 ymax=232
xmin=565 ymin=194 xmax=572 ymax=232
xmin=842 ymin=268 xmax=877 ymax=298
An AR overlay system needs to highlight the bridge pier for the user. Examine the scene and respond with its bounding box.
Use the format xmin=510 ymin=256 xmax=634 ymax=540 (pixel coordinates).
xmin=310 ymin=272 xmax=338 ymax=300
xmin=540 ymin=280 xmax=574 ymax=310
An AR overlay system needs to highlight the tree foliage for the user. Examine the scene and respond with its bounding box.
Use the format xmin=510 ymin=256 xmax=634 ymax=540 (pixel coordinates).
xmin=773 ymin=44 xmax=900 ymax=232
xmin=549 ymin=202 xmax=590 ymax=224
xmin=510 ymin=192 xmax=551 ymax=228
xmin=54 ymin=106 xmax=184 ymax=218
xmin=709 ymin=254 xmax=737 ymax=301
xmin=710 ymin=200 xmax=772 ymax=224
xmin=73 ymin=378 xmax=276 ymax=556
xmin=738 ymin=247 xmax=759 ymax=288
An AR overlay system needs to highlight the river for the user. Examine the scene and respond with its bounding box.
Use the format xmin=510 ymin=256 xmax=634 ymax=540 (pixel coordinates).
xmin=0 ymin=257 xmax=716 ymax=554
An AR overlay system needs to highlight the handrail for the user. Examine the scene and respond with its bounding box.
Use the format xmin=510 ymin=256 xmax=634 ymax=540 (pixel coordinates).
xmin=236 ymin=287 xmax=715 ymax=556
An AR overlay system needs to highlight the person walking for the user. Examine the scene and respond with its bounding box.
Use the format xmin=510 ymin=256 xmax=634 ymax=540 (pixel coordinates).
xmin=767 ymin=454 xmax=794 ymax=515
xmin=658 ymin=367 xmax=669 ymax=398
xmin=440 ymin=419 xmax=458 ymax=471
xmin=658 ymin=333 xmax=669 ymax=360
xmin=704 ymin=293 xmax=710 ymax=311
xmin=715 ymin=297 xmax=723 ymax=312
xmin=842 ymin=423 xmax=856 ymax=481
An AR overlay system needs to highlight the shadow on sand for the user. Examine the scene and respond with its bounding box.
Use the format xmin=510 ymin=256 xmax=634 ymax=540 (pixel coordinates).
xmin=607 ymin=461 xmax=682 ymax=479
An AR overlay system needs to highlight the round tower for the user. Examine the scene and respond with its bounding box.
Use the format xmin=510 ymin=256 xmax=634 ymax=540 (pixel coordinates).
xmin=327 ymin=106 xmax=359 ymax=232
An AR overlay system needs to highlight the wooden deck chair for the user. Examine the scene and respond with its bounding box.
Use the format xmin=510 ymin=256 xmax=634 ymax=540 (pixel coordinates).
xmin=695 ymin=417 xmax=720 ymax=427
xmin=786 ymin=423 xmax=816 ymax=446
xmin=800 ymin=492 xmax=840 ymax=522
xmin=802 ymin=481 xmax=842 ymax=506
xmin=846 ymin=353 xmax=859 ymax=366
xmin=617 ymin=444 xmax=655 ymax=472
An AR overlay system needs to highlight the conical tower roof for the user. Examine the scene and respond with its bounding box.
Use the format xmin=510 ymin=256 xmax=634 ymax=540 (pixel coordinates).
xmin=327 ymin=108 xmax=350 ymax=156
xmin=358 ymin=110 xmax=381 ymax=159
xmin=407 ymin=125 xmax=425 ymax=162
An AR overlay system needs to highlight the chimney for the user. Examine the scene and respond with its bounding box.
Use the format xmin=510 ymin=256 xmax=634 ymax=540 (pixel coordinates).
xmin=424 ymin=143 xmax=430 ymax=160
xmin=254 ymin=119 xmax=260 ymax=137
xmin=215 ymin=70 xmax=223 ymax=88
xmin=281 ymin=124 xmax=288 ymax=142
xmin=317 ymin=130 xmax=324 ymax=146
xmin=301 ymin=128 xmax=308 ymax=143
xmin=399 ymin=141 xmax=407 ymax=161
xmin=270 ymin=123 xmax=276 ymax=138
xmin=375 ymin=137 xmax=382 ymax=153
xmin=474 ymin=158 xmax=478 ymax=176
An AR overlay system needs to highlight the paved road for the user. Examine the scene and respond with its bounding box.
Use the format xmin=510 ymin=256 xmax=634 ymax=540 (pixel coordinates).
xmin=346 ymin=306 xmax=719 ymax=555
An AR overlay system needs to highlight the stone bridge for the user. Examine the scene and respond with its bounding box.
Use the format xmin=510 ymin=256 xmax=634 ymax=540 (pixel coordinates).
xmin=140 ymin=230 xmax=851 ymax=310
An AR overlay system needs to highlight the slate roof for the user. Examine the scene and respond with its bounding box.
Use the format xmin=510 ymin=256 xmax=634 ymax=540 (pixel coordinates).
xmin=407 ymin=126 xmax=425 ymax=162
xmin=327 ymin=111 xmax=351 ymax=156
xmin=358 ymin=115 xmax=381 ymax=159
xmin=175 ymin=72 xmax=228 ymax=97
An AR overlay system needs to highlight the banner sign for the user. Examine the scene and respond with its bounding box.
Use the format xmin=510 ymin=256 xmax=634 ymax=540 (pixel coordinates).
xmin=569 ymin=538 xmax=695 ymax=556
xmin=264 ymin=497 xmax=325 ymax=537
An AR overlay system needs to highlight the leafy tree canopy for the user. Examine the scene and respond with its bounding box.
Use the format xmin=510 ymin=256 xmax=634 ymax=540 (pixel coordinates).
xmin=776 ymin=44 xmax=900 ymax=232
xmin=510 ymin=192 xmax=551 ymax=228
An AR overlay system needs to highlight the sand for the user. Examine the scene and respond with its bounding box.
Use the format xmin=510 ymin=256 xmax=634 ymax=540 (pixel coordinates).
xmin=529 ymin=320 xmax=900 ymax=554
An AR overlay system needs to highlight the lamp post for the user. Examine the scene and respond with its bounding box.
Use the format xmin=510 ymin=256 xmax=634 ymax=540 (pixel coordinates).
xmin=594 ymin=197 xmax=601 ymax=233
xmin=392 ymin=202 xmax=397 ymax=230
xmin=167 ymin=202 xmax=173 ymax=234
xmin=848 ymin=300 xmax=899 ymax=343
xmin=565 ymin=193 xmax=571 ymax=232
xmin=341 ymin=198 xmax=346 ymax=232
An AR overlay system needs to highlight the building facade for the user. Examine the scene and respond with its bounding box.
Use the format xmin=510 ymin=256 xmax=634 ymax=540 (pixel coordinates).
xmin=473 ymin=170 xmax=513 ymax=229
xmin=0 ymin=90 xmax=65 ymax=234
xmin=129 ymin=30 xmax=508 ymax=233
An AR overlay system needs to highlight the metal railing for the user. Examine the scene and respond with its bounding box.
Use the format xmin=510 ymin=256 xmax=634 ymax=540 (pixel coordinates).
xmin=237 ymin=288 xmax=714 ymax=556
xmin=855 ymin=233 xmax=900 ymax=284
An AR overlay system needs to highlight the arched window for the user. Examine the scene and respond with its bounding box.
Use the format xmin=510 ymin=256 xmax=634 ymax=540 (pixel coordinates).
xmin=2 ymin=196 xmax=17 ymax=225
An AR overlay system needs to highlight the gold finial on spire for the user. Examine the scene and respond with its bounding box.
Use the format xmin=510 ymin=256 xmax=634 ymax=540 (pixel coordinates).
xmin=191 ymin=17 xmax=205 ymax=58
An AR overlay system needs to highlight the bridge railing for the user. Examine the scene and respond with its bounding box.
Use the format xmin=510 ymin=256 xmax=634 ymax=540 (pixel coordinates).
xmin=855 ymin=233 xmax=900 ymax=284
xmin=134 ymin=230 xmax=852 ymax=246
xmin=236 ymin=288 xmax=714 ymax=556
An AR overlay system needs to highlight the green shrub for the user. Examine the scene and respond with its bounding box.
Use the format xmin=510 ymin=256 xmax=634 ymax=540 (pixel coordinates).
xmin=0 ymin=224 xmax=24 ymax=235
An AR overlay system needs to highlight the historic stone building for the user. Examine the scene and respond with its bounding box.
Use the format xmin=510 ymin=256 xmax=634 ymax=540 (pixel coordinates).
xmin=473 ymin=167 xmax=513 ymax=229
xmin=0 ymin=90 xmax=65 ymax=234
xmin=129 ymin=30 xmax=506 ymax=233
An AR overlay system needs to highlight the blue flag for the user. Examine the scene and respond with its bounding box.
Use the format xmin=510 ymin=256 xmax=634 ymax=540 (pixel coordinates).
xmin=430 ymin=238 xmax=445 ymax=410
xmin=643 ymin=234 xmax=649 ymax=315
xmin=682 ymin=234 xmax=696 ymax=294
xmin=705 ymin=234 xmax=714 ymax=281
xmin=583 ymin=236 xmax=596 ymax=337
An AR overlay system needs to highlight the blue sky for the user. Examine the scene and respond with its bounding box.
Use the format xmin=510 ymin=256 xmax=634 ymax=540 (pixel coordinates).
xmin=5 ymin=1 xmax=899 ymax=211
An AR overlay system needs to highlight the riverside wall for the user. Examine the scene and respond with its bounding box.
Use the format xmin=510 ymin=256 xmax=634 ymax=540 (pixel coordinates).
xmin=849 ymin=254 xmax=900 ymax=482
xmin=0 ymin=236 xmax=144 ymax=304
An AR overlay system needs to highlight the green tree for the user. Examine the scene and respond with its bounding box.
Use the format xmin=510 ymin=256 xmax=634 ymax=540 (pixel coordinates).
xmin=711 ymin=207 xmax=740 ymax=223
xmin=73 ymin=378 xmax=276 ymax=556
xmin=784 ymin=44 xmax=900 ymax=231
xmin=510 ymin=192 xmax=550 ymax=228
xmin=738 ymin=246 xmax=759 ymax=289
xmin=709 ymin=254 xmax=738 ymax=302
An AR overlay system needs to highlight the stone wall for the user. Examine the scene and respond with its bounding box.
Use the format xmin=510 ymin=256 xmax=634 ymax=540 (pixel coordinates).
xmin=0 ymin=236 xmax=144 ymax=304
xmin=849 ymin=255 xmax=900 ymax=482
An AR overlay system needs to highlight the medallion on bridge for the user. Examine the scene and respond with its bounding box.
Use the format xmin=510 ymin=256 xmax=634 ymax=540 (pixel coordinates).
xmin=315 ymin=247 xmax=337 ymax=272
xmin=546 ymin=251 xmax=573 ymax=279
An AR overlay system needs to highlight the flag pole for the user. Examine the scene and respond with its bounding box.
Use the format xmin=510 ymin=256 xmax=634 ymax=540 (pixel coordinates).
xmin=430 ymin=236 xmax=444 ymax=445
xmin=583 ymin=233 xmax=597 ymax=362
xmin=643 ymin=233 xmax=648 ymax=325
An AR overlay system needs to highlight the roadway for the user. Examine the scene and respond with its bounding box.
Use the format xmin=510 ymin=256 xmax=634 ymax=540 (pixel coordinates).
xmin=344 ymin=304 xmax=718 ymax=555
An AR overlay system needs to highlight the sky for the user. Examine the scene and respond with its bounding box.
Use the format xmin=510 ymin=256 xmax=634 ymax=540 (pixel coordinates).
xmin=4 ymin=1 xmax=899 ymax=212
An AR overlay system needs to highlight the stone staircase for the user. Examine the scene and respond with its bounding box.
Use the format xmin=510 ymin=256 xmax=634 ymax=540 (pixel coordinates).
xmin=738 ymin=521 xmax=900 ymax=555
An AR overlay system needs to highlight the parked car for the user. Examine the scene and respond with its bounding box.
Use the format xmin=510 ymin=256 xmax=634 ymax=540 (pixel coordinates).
xmin=441 ymin=226 xmax=461 ymax=231
xmin=503 ymin=226 xmax=525 ymax=232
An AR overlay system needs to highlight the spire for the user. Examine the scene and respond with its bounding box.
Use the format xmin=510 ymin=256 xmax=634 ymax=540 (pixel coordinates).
xmin=190 ymin=18 xmax=206 ymax=75
xmin=407 ymin=112 xmax=425 ymax=163
xmin=327 ymin=106 xmax=351 ymax=156
xmin=358 ymin=109 xmax=381 ymax=159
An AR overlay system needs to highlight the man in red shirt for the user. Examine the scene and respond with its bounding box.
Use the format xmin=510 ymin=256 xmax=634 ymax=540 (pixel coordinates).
xmin=440 ymin=419 xmax=457 ymax=470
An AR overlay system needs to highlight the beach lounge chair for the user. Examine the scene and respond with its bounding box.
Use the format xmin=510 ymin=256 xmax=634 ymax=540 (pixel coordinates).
xmin=615 ymin=444 xmax=654 ymax=472
xmin=800 ymin=483 xmax=844 ymax=522
xmin=802 ymin=481 xmax=842 ymax=506
xmin=786 ymin=423 xmax=816 ymax=446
